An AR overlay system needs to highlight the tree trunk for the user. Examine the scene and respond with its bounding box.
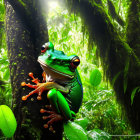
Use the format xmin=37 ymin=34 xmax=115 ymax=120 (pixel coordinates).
xmin=5 ymin=0 xmax=63 ymax=139
xmin=67 ymin=0 xmax=140 ymax=132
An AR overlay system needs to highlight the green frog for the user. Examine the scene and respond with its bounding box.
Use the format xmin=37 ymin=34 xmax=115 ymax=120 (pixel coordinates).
xmin=21 ymin=42 xmax=83 ymax=132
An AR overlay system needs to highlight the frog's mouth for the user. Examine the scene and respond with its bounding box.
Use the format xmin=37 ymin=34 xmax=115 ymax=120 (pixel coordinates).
xmin=38 ymin=59 xmax=74 ymax=80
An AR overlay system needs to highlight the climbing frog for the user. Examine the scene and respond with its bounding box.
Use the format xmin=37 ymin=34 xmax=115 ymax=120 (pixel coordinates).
xmin=21 ymin=42 xmax=83 ymax=132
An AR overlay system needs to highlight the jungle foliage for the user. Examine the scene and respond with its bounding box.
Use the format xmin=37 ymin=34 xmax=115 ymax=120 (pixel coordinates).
xmin=0 ymin=0 xmax=140 ymax=139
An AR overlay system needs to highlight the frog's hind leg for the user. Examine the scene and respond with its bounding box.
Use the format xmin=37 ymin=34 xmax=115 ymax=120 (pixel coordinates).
xmin=40 ymin=88 xmax=74 ymax=131
xmin=47 ymin=88 xmax=72 ymax=120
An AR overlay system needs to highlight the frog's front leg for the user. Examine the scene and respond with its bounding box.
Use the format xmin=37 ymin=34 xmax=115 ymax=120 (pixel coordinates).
xmin=40 ymin=89 xmax=75 ymax=130
xmin=21 ymin=72 xmax=71 ymax=101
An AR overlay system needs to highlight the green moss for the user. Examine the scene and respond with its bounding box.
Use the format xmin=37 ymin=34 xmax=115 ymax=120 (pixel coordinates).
xmin=12 ymin=62 xmax=17 ymax=66
xmin=28 ymin=126 xmax=42 ymax=140
xmin=22 ymin=106 xmax=30 ymax=115
xmin=21 ymin=107 xmax=42 ymax=139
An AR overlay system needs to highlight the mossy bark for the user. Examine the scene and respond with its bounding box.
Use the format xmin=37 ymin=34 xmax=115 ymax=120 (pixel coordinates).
xmin=126 ymin=0 xmax=140 ymax=57
xmin=5 ymin=0 xmax=63 ymax=139
xmin=67 ymin=0 xmax=140 ymax=132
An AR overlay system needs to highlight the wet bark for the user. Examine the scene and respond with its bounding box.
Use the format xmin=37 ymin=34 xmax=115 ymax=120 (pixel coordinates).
xmin=67 ymin=0 xmax=140 ymax=132
xmin=5 ymin=0 xmax=63 ymax=139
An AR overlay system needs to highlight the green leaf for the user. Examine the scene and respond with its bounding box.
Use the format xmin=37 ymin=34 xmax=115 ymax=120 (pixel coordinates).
xmin=87 ymin=129 xmax=111 ymax=140
xmin=131 ymin=87 xmax=140 ymax=105
xmin=123 ymin=57 xmax=130 ymax=94
xmin=90 ymin=69 xmax=102 ymax=87
xmin=3 ymin=69 xmax=10 ymax=81
xmin=0 ymin=105 xmax=17 ymax=138
xmin=64 ymin=121 xmax=88 ymax=140
xmin=84 ymin=100 xmax=95 ymax=111
xmin=74 ymin=118 xmax=89 ymax=130
xmin=123 ymin=79 xmax=127 ymax=94
xmin=111 ymin=71 xmax=121 ymax=87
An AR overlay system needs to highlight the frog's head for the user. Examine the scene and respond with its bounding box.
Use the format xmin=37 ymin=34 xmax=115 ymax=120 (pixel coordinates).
xmin=38 ymin=42 xmax=80 ymax=82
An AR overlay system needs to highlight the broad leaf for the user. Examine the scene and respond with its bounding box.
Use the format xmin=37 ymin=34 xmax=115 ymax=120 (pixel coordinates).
xmin=64 ymin=121 xmax=87 ymax=140
xmin=90 ymin=69 xmax=102 ymax=87
xmin=0 ymin=105 xmax=17 ymax=138
xmin=74 ymin=118 xmax=89 ymax=130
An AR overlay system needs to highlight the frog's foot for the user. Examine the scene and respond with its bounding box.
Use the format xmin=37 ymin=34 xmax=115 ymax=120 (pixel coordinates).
xmin=40 ymin=109 xmax=63 ymax=133
xmin=28 ymin=72 xmax=40 ymax=84
xmin=22 ymin=87 xmax=44 ymax=101
xmin=21 ymin=72 xmax=47 ymax=101
xmin=21 ymin=72 xmax=40 ymax=89
xmin=21 ymin=82 xmax=38 ymax=89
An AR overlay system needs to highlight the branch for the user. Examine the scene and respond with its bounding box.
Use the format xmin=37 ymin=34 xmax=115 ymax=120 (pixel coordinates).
xmin=107 ymin=0 xmax=125 ymax=26
xmin=118 ymin=0 xmax=121 ymax=14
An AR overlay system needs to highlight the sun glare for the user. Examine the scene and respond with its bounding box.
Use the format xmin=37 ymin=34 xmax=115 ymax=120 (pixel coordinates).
xmin=48 ymin=1 xmax=59 ymax=10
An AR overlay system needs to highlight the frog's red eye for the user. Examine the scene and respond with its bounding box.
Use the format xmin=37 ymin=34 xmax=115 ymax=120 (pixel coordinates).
xmin=70 ymin=56 xmax=80 ymax=71
xmin=41 ymin=42 xmax=54 ymax=53
xmin=73 ymin=59 xmax=80 ymax=66
xmin=41 ymin=44 xmax=49 ymax=53
xmin=41 ymin=45 xmax=47 ymax=53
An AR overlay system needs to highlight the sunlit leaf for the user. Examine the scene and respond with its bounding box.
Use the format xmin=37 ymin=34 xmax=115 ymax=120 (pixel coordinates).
xmin=74 ymin=118 xmax=89 ymax=130
xmin=3 ymin=69 xmax=10 ymax=80
xmin=90 ymin=69 xmax=102 ymax=87
xmin=64 ymin=121 xmax=88 ymax=140
xmin=0 ymin=105 xmax=17 ymax=138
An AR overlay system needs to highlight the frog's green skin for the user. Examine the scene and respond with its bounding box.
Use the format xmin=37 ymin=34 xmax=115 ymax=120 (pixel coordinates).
xmin=38 ymin=42 xmax=83 ymax=120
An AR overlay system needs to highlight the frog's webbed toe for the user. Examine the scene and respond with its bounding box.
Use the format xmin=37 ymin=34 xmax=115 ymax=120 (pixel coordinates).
xmin=40 ymin=108 xmax=63 ymax=133
xmin=21 ymin=72 xmax=48 ymax=101
xmin=21 ymin=82 xmax=38 ymax=89
xmin=28 ymin=72 xmax=40 ymax=84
